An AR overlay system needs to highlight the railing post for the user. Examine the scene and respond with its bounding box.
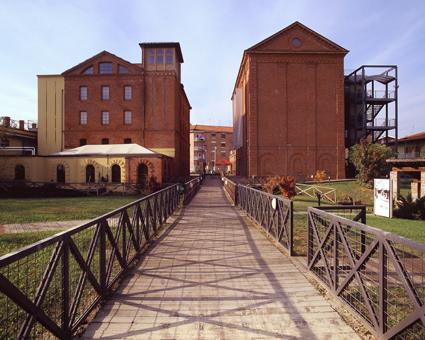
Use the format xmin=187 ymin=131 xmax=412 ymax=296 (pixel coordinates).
xmin=379 ymin=241 xmax=388 ymax=336
xmin=122 ymin=213 xmax=127 ymax=266
xmin=307 ymin=208 xmax=312 ymax=265
xmin=99 ymin=221 xmax=107 ymax=297
xmin=334 ymin=221 xmax=338 ymax=291
xmin=289 ymin=200 xmax=294 ymax=257
xmin=234 ymin=183 xmax=238 ymax=206
xmin=61 ymin=238 xmax=71 ymax=339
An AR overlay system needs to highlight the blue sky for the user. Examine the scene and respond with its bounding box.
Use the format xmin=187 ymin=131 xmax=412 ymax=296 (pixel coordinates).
xmin=0 ymin=0 xmax=424 ymax=136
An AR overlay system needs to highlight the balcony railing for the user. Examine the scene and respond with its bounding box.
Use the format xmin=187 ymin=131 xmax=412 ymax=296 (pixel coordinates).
xmin=366 ymin=89 xmax=396 ymax=100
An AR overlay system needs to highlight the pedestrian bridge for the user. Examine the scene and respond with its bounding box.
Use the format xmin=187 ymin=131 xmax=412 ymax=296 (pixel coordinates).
xmin=1 ymin=176 xmax=424 ymax=339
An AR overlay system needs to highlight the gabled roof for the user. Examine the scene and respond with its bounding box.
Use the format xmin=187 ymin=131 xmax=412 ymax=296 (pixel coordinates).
xmin=139 ymin=42 xmax=184 ymax=63
xmin=61 ymin=50 xmax=141 ymax=75
xmin=231 ymin=21 xmax=348 ymax=99
xmin=51 ymin=144 xmax=159 ymax=156
xmin=190 ymin=124 xmax=233 ymax=133
xmin=247 ymin=21 xmax=348 ymax=53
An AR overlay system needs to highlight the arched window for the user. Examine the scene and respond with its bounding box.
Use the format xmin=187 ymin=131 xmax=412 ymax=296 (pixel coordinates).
xmin=111 ymin=164 xmax=121 ymax=183
xmin=137 ymin=163 xmax=148 ymax=188
xmin=57 ymin=164 xmax=65 ymax=183
xmin=14 ymin=165 xmax=25 ymax=181
xmin=86 ymin=165 xmax=95 ymax=183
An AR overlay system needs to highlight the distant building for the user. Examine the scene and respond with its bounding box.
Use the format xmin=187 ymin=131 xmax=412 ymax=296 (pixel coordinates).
xmin=190 ymin=124 xmax=233 ymax=174
xmin=389 ymin=131 xmax=425 ymax=159
xmin=0 ymin=116 xmax=37 ymax=154
xmin=232 ymin=22 xmax=347 ymax=180
xmin=0 ymin=42 xmax=191 ymax=188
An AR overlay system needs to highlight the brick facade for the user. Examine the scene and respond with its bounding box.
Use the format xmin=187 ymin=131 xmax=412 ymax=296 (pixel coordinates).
xmin=62 ymin=44 xmax=190 ymax=181
xmin=190 ymin=125 xmax=233 ymax=174
xmin=232 ymin=22 xmax=347 ymax=180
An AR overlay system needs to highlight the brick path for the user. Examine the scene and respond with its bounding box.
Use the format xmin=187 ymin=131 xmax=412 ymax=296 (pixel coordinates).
xmin=82 ymin=177 xmax=358 ymax=339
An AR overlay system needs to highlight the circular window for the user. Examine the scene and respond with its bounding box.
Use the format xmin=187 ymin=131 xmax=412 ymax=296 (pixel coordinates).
xmin=291 ymin=37 xmax=302 ymax=47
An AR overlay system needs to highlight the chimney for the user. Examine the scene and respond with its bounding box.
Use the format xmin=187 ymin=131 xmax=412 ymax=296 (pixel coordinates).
xmin=3 ymin=116 xmax=10 ymax=127
xmin=19 ymin=120 xmax=25 ymax=130
xmin=31 ymin=123 xmax=37 ymax=130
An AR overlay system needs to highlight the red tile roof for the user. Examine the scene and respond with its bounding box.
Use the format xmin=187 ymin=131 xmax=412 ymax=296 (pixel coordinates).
xmin=398 ymin=131 xmax=425 ymax=143
xmin=190 ymin=124 xmax=233 ymax=133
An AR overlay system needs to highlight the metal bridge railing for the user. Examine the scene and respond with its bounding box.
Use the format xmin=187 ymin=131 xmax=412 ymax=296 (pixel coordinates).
xmin=223 ymin=178 xmax=293 ymax=256
xmin=183 ymin=176 xmax=203 ymax=205
xmin=308 ymin=206 xmax=425 ymax=339
xmin=0 ymin=184 xmax=183 ymax=339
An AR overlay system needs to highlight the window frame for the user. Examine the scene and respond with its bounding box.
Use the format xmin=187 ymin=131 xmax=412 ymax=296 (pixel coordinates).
xmin=124 ymin=85 xmax=132 ymax=100
xmin=79 ymin=138 xmax=87 ymax=146
xmin=79 ymin=111 xmax=88 ymax=125
xmin=101 ymin=138 xmax=109 ymax=144
xmin=79 ymin=86 xmax=88 ymax=101
xmin=124 ymin=111 xmax=132 ymax=125
xmin=101 ymin=86 xmax=110 ymax=100
xmin=99 ymin=62 xmax=113 ymax=74
xmin=101 ymin=111 xmax=110 ymax=125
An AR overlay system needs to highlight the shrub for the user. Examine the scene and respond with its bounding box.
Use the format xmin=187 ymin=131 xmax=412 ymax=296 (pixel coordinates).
xmin=349 ymin=139 xmax=393 ymax=187
xmin=313 ymin=170 xmax=328 ymax=182
xmin=262 ymin=176 xmax=296 ymax=199
xmin=394 ymin=195 xmax=425 ymax=220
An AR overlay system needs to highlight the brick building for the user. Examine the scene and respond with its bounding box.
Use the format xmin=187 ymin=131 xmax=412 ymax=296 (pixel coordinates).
xmin=189 ymin=124 xmax=233 ymax=174
xmin=232 ymin=22 xmax=347 ymax=180
xmin=0 ymin=42 xmax=191 ymax=188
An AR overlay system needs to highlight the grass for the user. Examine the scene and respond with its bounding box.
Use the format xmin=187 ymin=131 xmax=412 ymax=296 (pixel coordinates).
xmin=0 ymin=230 xmax=59 ymax=257
xmin=291 ymin=180 xmax=425 ymax=254
xmin=0 ymin=196 xmax=140 ymax=224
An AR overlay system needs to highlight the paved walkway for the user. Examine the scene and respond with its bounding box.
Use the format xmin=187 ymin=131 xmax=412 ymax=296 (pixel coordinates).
xmin=0 ymin=220 xmax=90 ymax=234
xmin=82 ymin=177 xmax=358 ymax=339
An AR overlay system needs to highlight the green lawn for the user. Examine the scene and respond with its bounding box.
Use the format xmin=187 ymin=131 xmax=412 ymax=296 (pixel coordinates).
xmin=0 ymin=196 xmax=140 ymax=224
xmin=291 ymin=180 xmax=424 ymax=254
xmin=0 ymin=230 xmax=59 ymax=257
xmin=365 ymin=215 xmax=425 ymax=243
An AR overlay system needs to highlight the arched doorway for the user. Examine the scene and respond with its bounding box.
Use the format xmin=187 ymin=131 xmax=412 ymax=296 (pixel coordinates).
xmin=86 ymin=165 xmax=95 ymax=183
xmin=57 ymin=164 xmax=65 ymax=183
xmin=14 ymin=165 xmax=25 ymax=180
xmin=111 ymin=164 xmax=121 ymax=183
xmin=137 ymin=163 xmax=148 ymax=188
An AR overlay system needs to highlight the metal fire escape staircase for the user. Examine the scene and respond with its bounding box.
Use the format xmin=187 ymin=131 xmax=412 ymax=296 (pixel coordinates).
xmin=345 ymin=65 xmax=398 ymax=145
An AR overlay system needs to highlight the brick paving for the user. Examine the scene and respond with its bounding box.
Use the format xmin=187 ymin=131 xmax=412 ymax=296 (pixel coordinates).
xmin=82 ymin=177 xmax=359 ymax=339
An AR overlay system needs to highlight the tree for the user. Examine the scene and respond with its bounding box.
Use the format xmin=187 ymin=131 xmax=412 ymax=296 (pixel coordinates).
xmin=349 ymin=139 xmax=393 ymax=187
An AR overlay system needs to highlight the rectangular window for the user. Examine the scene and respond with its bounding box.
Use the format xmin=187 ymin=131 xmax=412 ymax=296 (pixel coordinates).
xmin=80 ymin=111 xmax=88 ymax=125
xmin=221 ymin=133 xmax=226 ymax=139
xmin=99 ymin=62 xmax=113 ymax=74
xmin=165 ymin=49 xmax=173 ymax=65
xmin=101 ymin=138 xmax=109 ymax=144
xmin=124 ymin=138 xmax=132 ymax=144
xmin=124 ymin=86 xmax=132 ymax=100
xmin=221 ymin=142 xmax=226 ymax=147
xmin=101 ymin=86 xmax=109 ymax=100
xmin=211 ymin=133 xmax=216 ymax=138
xmin=156 ymin=49 xmax=164 ymax=64
xmin=147 ymin=49 xmax=155 ymax=64
xmin=80 ymin=86 xmax=88 ymax=100
xmin=79 ymin=138 xmax=87 ymax=146
xmin=124 ymin=111 xmax=132 ymax=125
xmin=101 ymin=111 xmax=109 ymax=125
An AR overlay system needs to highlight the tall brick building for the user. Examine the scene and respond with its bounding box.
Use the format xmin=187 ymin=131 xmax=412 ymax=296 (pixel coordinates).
xmin=35 ymin=42 xmax=191 ymax=184
xmin=232 ymin=22 xmax=347 ymax=180
xmin=189 ymin=125 xmax=233 ymax=174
